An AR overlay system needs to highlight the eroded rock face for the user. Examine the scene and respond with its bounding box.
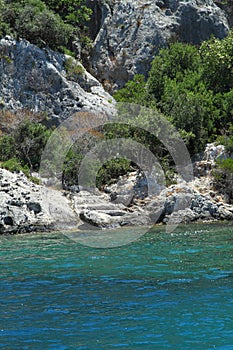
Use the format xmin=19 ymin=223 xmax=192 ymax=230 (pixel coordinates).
xmin=0 ymin=36 xmax=115 ymax=124
xmin=0 ymin=168 xmax=79 ymax=233
xmin=90 ymin=0 xmax=229 ymax=91
xmin=1 ymin=165 xmax=233 ymax=234
xmin=194 ymin=143 xmax=226 ymax=177
xmin=214 ymin=0 xmax=233 ymax=27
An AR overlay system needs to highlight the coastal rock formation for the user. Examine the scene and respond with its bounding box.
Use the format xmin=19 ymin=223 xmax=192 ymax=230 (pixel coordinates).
xmin=145 ymin=182 xmax=233 ymax=225
xmin=0 ymin=36 xmax=115 ymax=124
xmin=1 ymin=167 xmax=233 ymax=234
xmin=0 ymin=168 xmax=79 ymax=234
xmin=89 ymin=0 xmax=229 ymax=91
xmin=194 ymin=143 xmax=225 ymax=177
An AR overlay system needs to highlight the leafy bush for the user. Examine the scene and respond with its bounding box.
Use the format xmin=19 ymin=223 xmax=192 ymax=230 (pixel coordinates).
xmin=0 ymin=134 xmax=16 ymax=161
xmin=200 ymin=32 xmax=233 ymax=93
xmin=113 ymin=74 xmax=147 ymax=104
xmin=0 ymin=0 xmax=92 ymax=52
xmin=213 ymin=157 xmax=233 ymax=203
xmin=15 ymin=2 xmax=74 ymax=49
xmin=96 ymin=158 xmax=132 ymax=188
xmin=146 ymin=42 xmax=201 ymax=101
xmin=43 ymin=0 xmax=92 ymax=26
xmin=216 ymin=157 xmax=233 ymax=173
xmin=13 ymin=120 xmax=52 ymax=171
xmin=114 ymin=33 xmax=233 ymax=158
xmin=0 ymin=119 xmax=51 ymax=173
xmin=62 ymin=146 xmax=83 ymax=188
xmin=1 ymin=157 xmax=30 ymax=177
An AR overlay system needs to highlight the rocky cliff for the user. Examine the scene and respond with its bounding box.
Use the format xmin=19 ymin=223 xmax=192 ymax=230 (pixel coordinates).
xmin=0 ymin=1 xmax=233 ymax=235
xmin=89 ymin=0 xmax=229 ymax=91
xmin=0 ymin=36 xmax=114 ymax=124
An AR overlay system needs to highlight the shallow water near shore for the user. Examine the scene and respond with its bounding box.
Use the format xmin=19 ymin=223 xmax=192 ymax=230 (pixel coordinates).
xmin=0 ymin=223 xmax=233 ymax=349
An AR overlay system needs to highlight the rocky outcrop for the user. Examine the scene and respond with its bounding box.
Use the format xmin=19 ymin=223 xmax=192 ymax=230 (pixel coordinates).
xmin=1 ymin=142 xmax=232 ymax=234
xmin=214 ymin=0 xmax=233 ymax=27
xmin=0 ymin=168 xmax=79 ymax=234
xmin=89 ymin=0 xmax=229 ymax=91
xmin=0 ymin=36 xmax=115 ymax=124
xmin=194 ymin=143 xmax=225 ymax=177
xmin=1 ymin=165 xmax=233 ymax=234
xmin=145 ymin=182 xmax=233 ymax=225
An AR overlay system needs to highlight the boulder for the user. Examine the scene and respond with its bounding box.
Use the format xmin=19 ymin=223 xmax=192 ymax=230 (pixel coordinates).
xmin=0 ymin=168 xmax=79 ymax=233
xmin=80 ymin=210 xmax=118 ymax=228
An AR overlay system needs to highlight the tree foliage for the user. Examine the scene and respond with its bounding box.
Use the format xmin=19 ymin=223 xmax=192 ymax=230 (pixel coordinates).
xmin=114 ymin=32 xmax=233 ymax=157
xmin=0 ymin=0 xmax=92 ymax=51
xmin=0 ymin=119 xmax=51 ymax=173
xmin=200 ymin=32 xmax=233 ymax=93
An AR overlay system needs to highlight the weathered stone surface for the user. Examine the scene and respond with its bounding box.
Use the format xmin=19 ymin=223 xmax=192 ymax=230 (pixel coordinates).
xmin=145 ymin=181 xmax=233 ymax=225
xmin=194 ymin=143 xmax=226 ymax=177
xmin=1 ymin=142 xmax=233 ymax=234
xmin=80 ymin=210 xmax=119 ymax=228
xmin=90 ymin=0 xmax=229 ymax=91
xmin=0 ymin=36 xmax=115 ymax=124
xmin=0 ymin=168 xmax=79 ymax=233
xmin=214 ymin=0 xmax=233 ymax=27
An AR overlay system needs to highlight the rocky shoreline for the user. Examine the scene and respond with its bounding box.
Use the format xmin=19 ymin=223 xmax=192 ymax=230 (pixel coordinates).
xmin=0 ymin=1 xmax=233 ymax=235
xmin=0 ymin=144 xmax=232 ymax=235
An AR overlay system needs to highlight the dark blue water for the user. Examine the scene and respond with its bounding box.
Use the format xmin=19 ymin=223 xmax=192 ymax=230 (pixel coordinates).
xmin=0 ymin=223 xmax=233 ymax=349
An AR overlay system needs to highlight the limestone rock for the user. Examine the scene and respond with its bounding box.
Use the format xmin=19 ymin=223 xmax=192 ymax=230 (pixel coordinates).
xmin=90 ymin=0 xmax=229 ymax=91
xmin=194 ymin=143 xmax=226 ymax=177
xmin=0 ymin=36 xmax=115 ymax=124
xmin=0 ymin=168 xmax=79 ymax=233
xmin=80 ymin=210 xmax=119 ymax=228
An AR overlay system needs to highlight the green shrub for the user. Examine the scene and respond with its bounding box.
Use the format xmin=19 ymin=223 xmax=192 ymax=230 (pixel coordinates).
xmin=200 ymin=31 xmax=233 ymax=93
xmin=0 ymin=0 xmax=92 ymax=52
xmin=62 ymin=147 xmax=83 ymax=188
xmin=43 ymin=0 xmax=92 ymax=26
xmin=216 ymin=157 xmax=233 ymax=173
xmin=15 ymin=2 xmax=74 ymax=49
xmin=146 ymin=42 xmax=201 ymax=101
xmin=96 ymin=158 xmax=132 ymax=188
xmin=213 ymin=157 xmax=233 ymax=203
xmin=113 ymin=74 xmax=147 ymax=104
xmin=0 ymin=119 xmax=51 ymax=174
xmin=0 ymin=134 xmax=16 ymax=161
xmin=1 ymin=157 xmax=30 ymax=176
xmin=13 ymin=120 xmax=52 ymax=171
xmin=65 ymin=57 xmax=85 ymax=79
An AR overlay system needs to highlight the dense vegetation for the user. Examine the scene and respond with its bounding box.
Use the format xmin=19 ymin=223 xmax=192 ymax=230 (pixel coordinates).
xmin=0 ymin=0 xmax=92 ymax=52
xmin=0 ymin=112 xmax=51 ymax=181
xmin=114 ymin=35 xmax=233 ymax=155
xmin=114 ymin=33 xmax=233 ymax=199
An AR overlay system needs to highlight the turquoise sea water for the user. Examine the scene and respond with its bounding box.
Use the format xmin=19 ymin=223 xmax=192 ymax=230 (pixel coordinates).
xmin=0 ymin=223 xmax=233 ymax=350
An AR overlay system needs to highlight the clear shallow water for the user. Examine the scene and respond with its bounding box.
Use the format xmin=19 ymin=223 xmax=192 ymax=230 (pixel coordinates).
xmin=0 ymin=223 xmax=233 ymax=350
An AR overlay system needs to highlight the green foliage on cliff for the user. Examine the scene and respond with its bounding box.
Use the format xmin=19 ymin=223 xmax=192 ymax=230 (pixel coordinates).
xmin=114 ymin=33 xmax=233 ymax=156
xmin=0 ymin=119 xmax=51 ymax=173
xmin=0 ymin=0 xmax=92 ymax=51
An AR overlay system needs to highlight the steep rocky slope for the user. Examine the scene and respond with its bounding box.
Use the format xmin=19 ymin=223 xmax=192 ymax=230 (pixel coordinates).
xmin=89 ymin=0 xmax=229 ymax=91
xmin=0 ymin=36 xmax=115 ymax=124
